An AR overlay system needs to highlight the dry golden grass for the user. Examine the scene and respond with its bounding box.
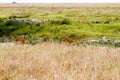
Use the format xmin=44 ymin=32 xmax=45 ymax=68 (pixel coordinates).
xmin=0 ymin=3 xmax=120 ymax=8
xmin=0 ymin=42 xmax=120 ymax=80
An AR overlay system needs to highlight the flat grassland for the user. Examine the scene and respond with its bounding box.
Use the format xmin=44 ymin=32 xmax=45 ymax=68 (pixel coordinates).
xmin=0 ymin=42 xmax=120 ymax=80
xmin=0 ymin=3 xmax=120 ymax=40
xmin=0 ymin=3 xmax=120 ymax=80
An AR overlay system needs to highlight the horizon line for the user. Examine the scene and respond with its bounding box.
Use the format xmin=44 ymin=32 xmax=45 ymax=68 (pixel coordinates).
xmin=0 ymin=2 xmax=120 ymax=3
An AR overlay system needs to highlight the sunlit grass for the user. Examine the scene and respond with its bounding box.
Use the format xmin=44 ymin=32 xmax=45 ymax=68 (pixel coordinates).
xmin=0 ymin=4 xmax=120 ymax=39
xmin=0 ymin=42 xmax=120 ymax=80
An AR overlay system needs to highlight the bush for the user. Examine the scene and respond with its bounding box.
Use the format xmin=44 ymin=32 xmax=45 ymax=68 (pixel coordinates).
xmin=61 ymin=18 xmax=71 ymax=25
xmin=0 ymin=20 xmax=30 ymax=36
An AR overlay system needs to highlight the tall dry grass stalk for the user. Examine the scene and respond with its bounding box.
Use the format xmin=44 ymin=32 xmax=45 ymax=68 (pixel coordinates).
xmin=0 ymin=42 xmax=120 ymax=80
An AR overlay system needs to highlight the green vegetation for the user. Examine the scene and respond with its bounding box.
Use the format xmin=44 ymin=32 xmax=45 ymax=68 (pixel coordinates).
xmin=0 ymin=5 xmax=120 ymax=46
xmin=0 ymin=4 xmax=120 ymax=80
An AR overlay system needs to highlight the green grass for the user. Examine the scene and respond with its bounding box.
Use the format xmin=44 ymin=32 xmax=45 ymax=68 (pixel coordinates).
xmin=0 ymin=6 xmax=120 ymax=41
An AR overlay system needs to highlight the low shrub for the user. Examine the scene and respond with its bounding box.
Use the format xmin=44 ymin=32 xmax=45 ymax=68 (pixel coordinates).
xmin=50 ymin=19 xmax=71 ymax=25
xmin=61 ymin=18 xmax=71 ymax=25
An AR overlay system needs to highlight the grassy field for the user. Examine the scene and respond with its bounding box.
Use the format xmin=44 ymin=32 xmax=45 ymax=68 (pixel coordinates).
xmin=0 ymin=42 xmax=120 ymax=80
xmin=0 ymin=3 xmax=120 ymax=41
xmin=0 ymin=3 xmax=120 ymax=80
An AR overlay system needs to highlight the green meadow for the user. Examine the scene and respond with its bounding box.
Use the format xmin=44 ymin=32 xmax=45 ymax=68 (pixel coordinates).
xmin=0 ymin=4 xmax=120 ymax=44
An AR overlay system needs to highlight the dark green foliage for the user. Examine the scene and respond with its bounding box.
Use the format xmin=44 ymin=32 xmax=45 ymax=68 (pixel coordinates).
xmin=61 ymin=18 xmax=71 ymax=25
xmin=0 ymin=18 xmax=5 ymax=23
xmin=114 ymin=42 xmax=120 ymax=47
xmin=0 ymin=26 xmax=19 ymax=36
xmin=104 ymin=20 xmax=110 ymax=24
xmin=50 ymin=18 xmax=71 ymax=25
xmin=0 ymin=18 xmax=31 ymax=37
xmin=5 ymin=20 xmax=19 ymax=26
